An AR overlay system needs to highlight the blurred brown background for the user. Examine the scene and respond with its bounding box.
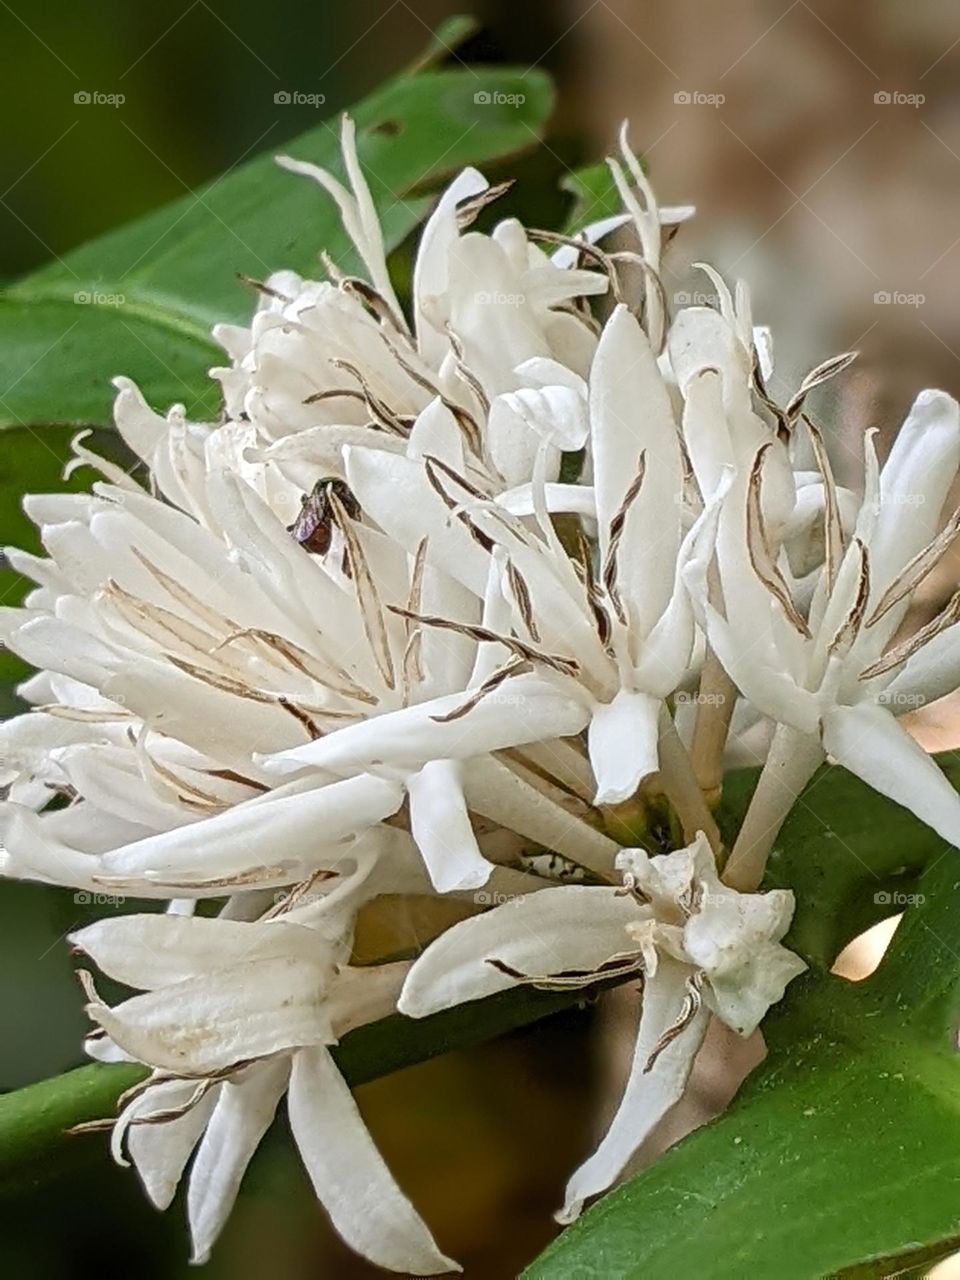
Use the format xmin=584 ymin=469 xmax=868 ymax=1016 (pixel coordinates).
xmin=1 ymin=2 xmax=958 ymax=1276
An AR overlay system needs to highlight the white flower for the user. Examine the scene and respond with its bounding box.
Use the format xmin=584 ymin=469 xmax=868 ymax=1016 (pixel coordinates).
xmin=709 ymin=388 xmax=960 ymax=887
xmin=399 ymin=832 xmax=805 ymax=1222
xmin=216 ymin=115 xmax=608 ymax=490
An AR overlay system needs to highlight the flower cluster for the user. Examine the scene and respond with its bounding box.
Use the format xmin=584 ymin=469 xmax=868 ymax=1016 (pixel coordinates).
xmin=2 ymin=116 xmax=958 ymax=1272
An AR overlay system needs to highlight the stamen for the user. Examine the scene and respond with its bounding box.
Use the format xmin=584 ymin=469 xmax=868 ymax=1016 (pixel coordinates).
xmin=785 ymin=351 xmax=858 ymax=421
xmin=387 ymin=604 xmax=578 ymax=677
xmin=859 ymin=588 xmax=960 ymax=681
xmin=827 ymin=539 xmax=870 ymax=656
xmin=329 ymin=491 xmax=397 ymax=691
xmin=865 ymin=505 xmax=960 ymax=628
xmin=803 ymin=415 xmax=845 ymax=590
xmin=643 ymin=971 xmax=704 ymax=1072
xmin=745 ymin=444 xmax=812 ymax=638
xmin=602 ymin=451 xmax=647 ymax=625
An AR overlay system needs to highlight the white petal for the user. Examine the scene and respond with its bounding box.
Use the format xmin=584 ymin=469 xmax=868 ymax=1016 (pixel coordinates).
xmin=822 ymin=702 xmax=960 ymax=848
xmin=558 ymin=958 xmax=709 ymax=1223
xmin=408 ymin=759 xmax=492 ymax=893
xmin=407 ymin=397 xmax=465 ymax=469
xmin=262 ymin=677 xmax=590 ymax=776
xmin=496 ymin=482 xmax=595 ymax=519
xmin=591 ymin=305 xmax=682 ymax=632
xmin=872 ymin=389 xmax=960 ymax=591
xmin=414 ymin=166 xmax=488 ymax=365
xmin=344 ymin=445 xmax=489 ymax=595
xmin=588 ymin=689 xmax=661 ymax=805
xmin=87 ymin=955 xmax=335 ymax=1075
xmin=880 ymin=622 xmax=960 ymax=711
xmin=70 ymin=913 xmax=323 ymax=990
xmin=188 ymin=1059 xmax=289 ymax=1263
xmin=704 ymin=604 xmax=820 ymax=735
xmin=98 ymin=775 xmax=403 ymax=885
xmin=288 ymin=1046 xmax=459 ymax=1275
xmin=399 ymin=886 xmax=643 ymax=1018
xmin=124 ymin=1080 xmax=217 ymax=1209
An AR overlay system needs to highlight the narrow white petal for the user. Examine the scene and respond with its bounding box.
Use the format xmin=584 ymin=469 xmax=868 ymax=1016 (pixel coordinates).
xmin=70 ymin=913 xmax=322 ymax=990
xmin=288 ymin=1046 xmax=459 ymax=1275
xmin=188 ymin=1059 xmax=289 ymax=1264
xmin=590 ymin=305 xmax=682 ymax=632
xmin=822 ymin=702 xmax=960 ymax=848
xmin=704 ymin=604 xmax=820 ymax=735
xmin=408 ymin=759 xmax=491 ymax=893
xmin=496 ymin=482 xmax=596 ymax=519
xmin=125 ymin=1080 xmax=217 ymax=1209
xmin=872 ymin=389 xmax=960 ymax=591
xmin=262 ymin=677 xmax=590 ymax=776
xmin=399 ymin=886 xmax=643 ymax=1018
xmin=98 ymin=775 xmax=403 ymax=884
xmin=880 ymin=621 xmax=960 ymax=711
xmin=558 ymin=958 xmax=709 ymax=1223
xmin=344 ymin=446 xmax=489 ymax=595
xmin=588 ymin=689 xmax=661 ymax=805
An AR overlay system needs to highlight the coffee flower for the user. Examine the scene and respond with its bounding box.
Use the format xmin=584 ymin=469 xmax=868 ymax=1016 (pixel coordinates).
xmin=400 ymin=832 xmax=805 ymax=1222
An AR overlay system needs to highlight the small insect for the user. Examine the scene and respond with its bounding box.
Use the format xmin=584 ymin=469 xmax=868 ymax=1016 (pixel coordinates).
xmin=519 ymin=851 xmax=590 ymax=883
xmin=287 ymin=478 xmax=361 ymax=556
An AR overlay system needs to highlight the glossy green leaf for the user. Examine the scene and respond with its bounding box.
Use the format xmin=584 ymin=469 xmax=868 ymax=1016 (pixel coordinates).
xmin=0 ymin=61 xmax=553 ymax=427
xmin=560 ymin=161 xmax=622 ymax=232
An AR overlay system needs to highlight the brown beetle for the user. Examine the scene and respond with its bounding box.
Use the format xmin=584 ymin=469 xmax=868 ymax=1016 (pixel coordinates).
xmin=287 ymin=478 xmax=361 ymax=556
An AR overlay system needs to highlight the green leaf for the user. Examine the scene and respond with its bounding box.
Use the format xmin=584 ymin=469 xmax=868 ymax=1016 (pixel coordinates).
xmin=526 ymin=819 xmax=960 ymax=1280
xmin=560 ymin=161 xmax=622 ymax=233
xmin=0 ymin=61 xmax=553 ymax=428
